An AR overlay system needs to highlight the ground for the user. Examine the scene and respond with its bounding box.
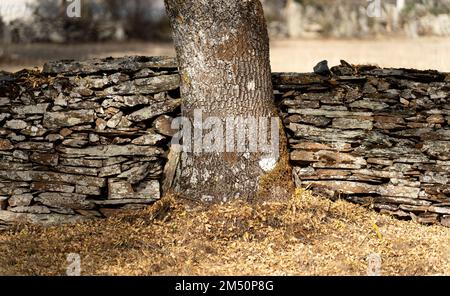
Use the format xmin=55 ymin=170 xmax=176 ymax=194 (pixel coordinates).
xmin=1 ymin=37 xmax=450 ymax=72
xmin=1 ymin=36 xmax=449 ymax=276
xmin=0 ymin=189 xmax=449 ymax=276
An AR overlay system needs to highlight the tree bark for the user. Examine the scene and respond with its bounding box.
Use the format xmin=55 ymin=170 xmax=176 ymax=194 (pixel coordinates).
xmin=164 ymin=0 xmax=293 ymax=203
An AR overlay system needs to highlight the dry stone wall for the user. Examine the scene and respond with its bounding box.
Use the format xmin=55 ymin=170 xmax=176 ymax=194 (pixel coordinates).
xmin=275 ymin=62 xmax=450 ymax=227
xmin=0 ymin=56 xmax=180 ymax=227
xmin=0 ymin=56 xmax=449 ymax=228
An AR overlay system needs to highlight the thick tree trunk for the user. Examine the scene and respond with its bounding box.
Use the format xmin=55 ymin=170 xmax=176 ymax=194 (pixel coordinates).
xmin=164 ymin=0 xmax=293 ymax=203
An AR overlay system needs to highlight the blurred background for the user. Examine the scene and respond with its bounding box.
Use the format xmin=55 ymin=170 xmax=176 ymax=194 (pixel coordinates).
xmin=0 ymin=0 xmax=449 ymax=72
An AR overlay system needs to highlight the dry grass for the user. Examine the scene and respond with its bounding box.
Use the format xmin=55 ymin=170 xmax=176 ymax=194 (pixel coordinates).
xmin=0 ymin=189 xmax=449 ymax=276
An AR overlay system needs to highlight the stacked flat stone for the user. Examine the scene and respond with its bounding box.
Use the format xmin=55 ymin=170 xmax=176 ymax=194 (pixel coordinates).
xmin=1 ymin=57 xmax=449 ymax=228
xmin=0 ymin=56 xmax=180 ymax=227
xmin=275 ymin=61 xmax=450 ymax=227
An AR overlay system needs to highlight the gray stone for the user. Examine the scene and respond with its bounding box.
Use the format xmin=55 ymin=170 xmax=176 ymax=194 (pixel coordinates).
xmin=0 ymin=113 xmax=10 ymax=122
xmin=5 ymin=120 xmax=28 ymax=130
xmin=9 ymin=206 xmax=51 ymax=214
xmin=399 ymin=204 xmax=430 ymax=212
xmin=16 ymin=142 xmax=54 ymax=151
xmin=378 ymin=185 xmax=420 ymax=199
xmin=288 ymin=108 xmax=372 ymax=118
xmin=134 ymin=180 xmax=160 ymax=200
xmin=98 ymin=164 xmax=122 ymax=177
xmin=301 ymin=180 xmax=421 ymax=199
xmin=13 ymin=150 xmax=29 ymax=161
xmin=31 ymin=182 xmax=75 ymax=193
xmin=43 ymin=56 xmax=177 ymax=75
xmin=106 ymin=111 xmax=123 ymax=128
xmin=75 ymin=185 xmax=101 ymax=196
xmin=287 ymin=115 xmax=331 ymax=127
xmin=89 ymin=133 xmax=100 ymax=143
xmin=49 ymin=207 xmax=76 ymax=215
xmin=108 ymin=180 xmax=134 ymax=199
xmin=21 ymin=125 xmax=47 ymax=137
xmin=0 ymin=210 xmax=91 ymax=225
xmin=69 ymin=101 xmax=101 ymax=112
xmin=332 ymin=118 xmax=373 ymax=130
xmin=101 ymin=98 xmax=125 ymax=109
xmin=117 ymin=117 xmax=133 ymax=128
xmin=377 ymin=196 xmax=432 ymax=206
xmin=72 ymin=87 xmax=94 ymax=97
xmin=117 ymin=163 xmax=151 ymax=184
xmin=291 ymin=150 xmax=366 ymax=167
xmin=103 ymin=157 xmax=128 ymax=166
xmin=123 ymin=95 xmax=149 ymax=107
xmin=428 ymin=206 xmax=450 ymax=215
xmin=283 ymin=99 xmax=320 ymax=109
xmin=349 ymin=99 xmax=389 ymax=110
xmin=0 ymin=170 xmax=106 ymax=187
xmin=422 ymin=141 xmax=450 ymax=161
xmin=62 ymin=139 xmax=89 ymax=148
xmin=7 ymin=134 xmax=26 ymax=142
xmin=8 ymin=194 xmax=34 ymax=207
xmin=0 ymin=97 xmax=10 ymax=106
xmin=103 ymin=75 xmax=180 ymax=95
xmin=422 ymin=172 xmax=448 ymax=185
xmin=57 ymin=145 xmax=163 ymax=157
xmin=131 ymin=132 xmax=165 ymax=146
xmin=288 ymin=123 xmax=366 ymax=142
xmin=93 ymin=199 xmax=157 ymax=206
xmin=12 ymin=104 xmax=49 ymax=115
xmin=103 ymin=95 xmax=149 ymax=108
xmin=36 ymin=192 xmax=94 ymax=210
xmin=56 ymin=166 xmax=98 ymax=176
xmin=127 ymin=99 xmax=181 ymax=122
xmin=373 ymin=203 xmax=399 ymax=211
xmin=43 ymin=110 xmax=95 ymax=128
xmin=54 ymin=95 xmax=68 ymax=107
xmin=45 ymin=134 xmax=64 ymax=142
xmin=59 ymin=158 xmax=103 ymax=168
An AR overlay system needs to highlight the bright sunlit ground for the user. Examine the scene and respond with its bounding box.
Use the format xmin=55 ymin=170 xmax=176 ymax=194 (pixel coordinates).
xmin=1 ymin=37 xmax=449 ymax=73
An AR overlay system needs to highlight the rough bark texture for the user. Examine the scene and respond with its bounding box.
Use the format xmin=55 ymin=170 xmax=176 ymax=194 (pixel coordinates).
xmin=164 ymin=0 xmax=285 ymax=202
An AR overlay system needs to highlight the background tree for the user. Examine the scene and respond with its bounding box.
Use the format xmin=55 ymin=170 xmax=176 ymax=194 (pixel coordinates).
xmin=164 ymin=0 xmax=294 ymax=203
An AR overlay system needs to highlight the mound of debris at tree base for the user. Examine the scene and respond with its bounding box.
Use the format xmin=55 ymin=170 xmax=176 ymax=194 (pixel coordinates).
xmin=0 ymin=190 xmax=449 ymax=276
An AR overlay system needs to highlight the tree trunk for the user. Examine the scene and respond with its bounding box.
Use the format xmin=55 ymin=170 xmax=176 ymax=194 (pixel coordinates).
xmin=164 ymin=0 xmax=293 ymax=203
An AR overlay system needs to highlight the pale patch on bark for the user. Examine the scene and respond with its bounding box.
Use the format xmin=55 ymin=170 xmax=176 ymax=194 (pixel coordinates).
xmin=259 ymin=157 xmax=277 ymax=172
xmin=247 ymin=81 xmax=256 ymax=91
